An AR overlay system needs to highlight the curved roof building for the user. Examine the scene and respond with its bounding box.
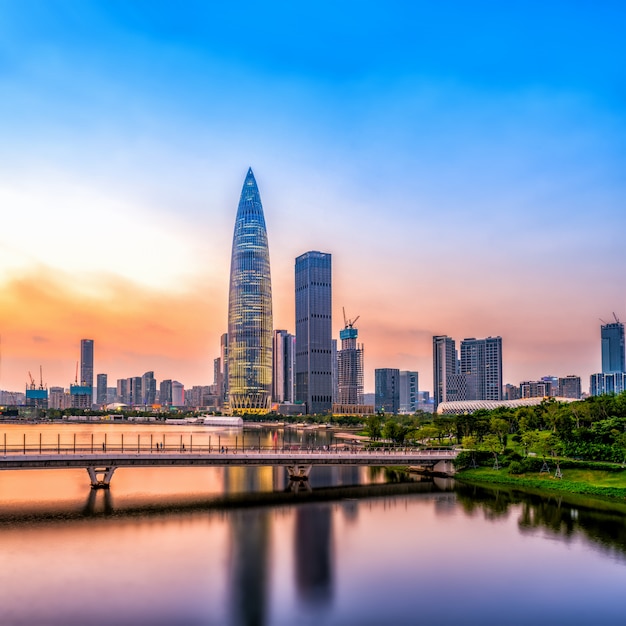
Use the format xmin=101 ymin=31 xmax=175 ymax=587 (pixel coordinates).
xmin=227 ymin=168 xmax=273 ymax=413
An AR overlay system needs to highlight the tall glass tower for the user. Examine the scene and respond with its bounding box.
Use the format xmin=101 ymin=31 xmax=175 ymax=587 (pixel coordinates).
xmin=295 ymin=251 xmax=333 ymax=414
xmin=601 ymin=320 xmax=625 ymax=374
xmin=227 ymin=168 xmax=273 ymax=413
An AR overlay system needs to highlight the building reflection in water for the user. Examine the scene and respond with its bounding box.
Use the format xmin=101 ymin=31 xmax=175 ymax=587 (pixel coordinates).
xmin=295 ymin=504 xmax=333 ymax=608
xmin=224 ymin=465 xmax=284 ymax=626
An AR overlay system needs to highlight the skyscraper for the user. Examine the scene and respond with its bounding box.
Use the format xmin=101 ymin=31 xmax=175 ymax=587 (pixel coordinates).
xmin=375 ymin=368 xmax=400 ymax=414
xmin=80 ymin=339 xmax=94 ymax=388
xmin=399 ymin=370 xmax=419 ymax=413
xmin=273 ymin=330 xmax=295 ymax=404
xmin=227 ymin=168 xmax=273 ymax=413
xmin=601 ymin=319 xmax=625 ymax=374
xmin=433 ymin=335 xmax=456 ymax=410
xmin=459 ymin=336 xmax=503 ymax=401
xmin=96 ymin=373 xmax=107 ymax=405
xmin=295 ymin=251 xmax=333 ymax=414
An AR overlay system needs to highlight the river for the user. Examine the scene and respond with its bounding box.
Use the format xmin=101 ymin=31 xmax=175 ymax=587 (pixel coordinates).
xmin=0 ymin=423 xmax=624 ymax=625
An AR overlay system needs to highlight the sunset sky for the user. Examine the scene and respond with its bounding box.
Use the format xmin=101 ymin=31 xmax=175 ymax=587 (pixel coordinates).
xmin=0 ymin=1 xmax=625 ymax=394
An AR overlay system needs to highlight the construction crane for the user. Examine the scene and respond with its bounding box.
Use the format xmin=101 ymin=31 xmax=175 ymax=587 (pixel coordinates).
xmin=343 ymin=307 xmax=360 ymax=329
xmin=39 ymin=365 xmax=46 ymax=390
xmin=27 ymin=371 xmax=36 ymax=390
xmin=600 ymin=313 xmax=621 ymax=325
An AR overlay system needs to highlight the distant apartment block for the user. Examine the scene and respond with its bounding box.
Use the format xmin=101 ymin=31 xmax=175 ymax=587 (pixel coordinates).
xmin=433 ymin=335 xmax=502 ymax=408
xmin=558 ymin=375 xmax=582 ymax=399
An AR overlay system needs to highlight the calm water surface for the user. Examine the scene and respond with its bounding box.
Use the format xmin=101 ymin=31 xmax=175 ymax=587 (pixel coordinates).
xmin=1 ymin=424 xmax=625 ymax=625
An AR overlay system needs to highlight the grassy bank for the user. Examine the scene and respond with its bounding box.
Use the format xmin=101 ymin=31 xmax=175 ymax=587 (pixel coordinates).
xmin=456 ymin=466 xmax=626 ymax=501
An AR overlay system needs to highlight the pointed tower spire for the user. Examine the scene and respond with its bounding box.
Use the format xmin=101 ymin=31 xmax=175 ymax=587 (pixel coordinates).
xmin=227 ymin=169 xmax=273 ymax=413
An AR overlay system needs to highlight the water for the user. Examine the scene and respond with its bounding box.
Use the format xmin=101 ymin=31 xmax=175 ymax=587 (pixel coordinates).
xmin=1 ymin=424 xmax=625 ymax=625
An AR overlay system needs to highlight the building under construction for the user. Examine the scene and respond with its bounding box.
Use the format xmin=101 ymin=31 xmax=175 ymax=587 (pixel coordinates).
xmin=25 ymin=368 xmax=48 ymax=409
xmin=334 ymin=311 xmax=373 ymax=415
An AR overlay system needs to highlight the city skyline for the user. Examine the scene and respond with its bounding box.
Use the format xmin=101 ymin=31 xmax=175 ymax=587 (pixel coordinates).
xmin=0 ymin=3 xmax=625 ymax=393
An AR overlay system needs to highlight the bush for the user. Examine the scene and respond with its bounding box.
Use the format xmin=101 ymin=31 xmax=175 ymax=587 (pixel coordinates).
xmin=508 ymin=461 xmax=523 ymax=475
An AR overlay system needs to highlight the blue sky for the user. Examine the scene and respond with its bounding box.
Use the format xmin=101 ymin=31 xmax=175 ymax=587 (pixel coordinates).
xmin=0 ymin=1 xmax=624 ymax=392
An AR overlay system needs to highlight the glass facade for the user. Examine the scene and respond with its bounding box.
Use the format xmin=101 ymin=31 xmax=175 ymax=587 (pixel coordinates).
xmin=601 ymin=322 xmax=625 ymax=374
xmin=295 ymin=251 xmax=332 ymax=414
xmin=228 ymin=168 xmax=273 ymax=413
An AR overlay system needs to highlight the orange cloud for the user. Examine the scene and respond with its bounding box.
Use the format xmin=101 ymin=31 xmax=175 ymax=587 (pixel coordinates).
xmin=0 ymin=267 xmax=227 ymax=390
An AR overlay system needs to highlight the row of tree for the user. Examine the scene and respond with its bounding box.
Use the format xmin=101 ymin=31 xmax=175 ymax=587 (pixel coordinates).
xmin=364 ymin=393 xmax=626 ymax=464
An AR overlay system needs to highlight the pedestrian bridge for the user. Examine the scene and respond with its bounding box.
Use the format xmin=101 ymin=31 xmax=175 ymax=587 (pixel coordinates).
xmin=0 ymin=447 xmax=458 ymax=488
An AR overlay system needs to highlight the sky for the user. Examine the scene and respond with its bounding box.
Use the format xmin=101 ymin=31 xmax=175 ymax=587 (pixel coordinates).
xmin=0 ymin=1 xmax=625 ymax=394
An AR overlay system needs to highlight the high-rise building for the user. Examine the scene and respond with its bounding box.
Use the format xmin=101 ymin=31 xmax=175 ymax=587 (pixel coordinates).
xmin=142 ymin=371 xmax=156 ymax=405
xmin=558 ymin=375 xmax=582 ymax=399
xmin=159 ymin=379 xmax=172 ymax=406
xmin=601 ymin=319 xmax=625 ymax=374
xmin=116 ymin=379 xmax=129 ymax=404
xmin=227 ymin=168 xmax=273 ymax=413
xmin=295 ymin=251 xmax=333 ymax=414
xmin=96 ymin=374 xmax=107 ymax=405
xmin=80 ymin=339 xmax=94 ymax=388
xmin=433 ymin=335 xmax=456 ymax=410
xmin=520 ymin=380 xmax=551 ymax=398
xmin=591 ymin=372 xmax=626 ymax=396
xmin=172 ymin=381 xmax=185 ymax=406
xmin=375 ymin=368 xmax=400 ymax=414
xmin=126 ymin=376 xmax=142 ymax=406
xmin=399 ymin=371 xmax=419 ymax=413
xmin=273 ymin=330 xmax=295 ymax=404
xmin=459 ymin=337 xmax=502 ymax=401
xmin=337 ymin=315 xmax=364 ymax=407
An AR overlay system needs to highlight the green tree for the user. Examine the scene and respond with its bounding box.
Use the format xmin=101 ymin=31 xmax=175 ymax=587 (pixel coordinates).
xmin=365 ymin=414 xmax=382 ymax=440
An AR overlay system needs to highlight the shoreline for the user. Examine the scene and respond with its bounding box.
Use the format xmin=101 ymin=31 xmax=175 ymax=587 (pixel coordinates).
xmin=456 ymin=467 xmax=626 ymax=503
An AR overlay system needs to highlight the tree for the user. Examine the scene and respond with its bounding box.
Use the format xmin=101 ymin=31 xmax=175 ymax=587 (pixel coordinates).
xmin=520 ymin=431 xmax=540 ymax=457
xmin=365 ymin=414 xmax=382 ymax=440
xmin=482 ymin=434 xmax=503 ymax=469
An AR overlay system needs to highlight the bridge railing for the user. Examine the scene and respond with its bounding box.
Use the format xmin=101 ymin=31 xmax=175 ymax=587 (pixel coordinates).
xmin=0 ymin=433 xmax=456 ymax=458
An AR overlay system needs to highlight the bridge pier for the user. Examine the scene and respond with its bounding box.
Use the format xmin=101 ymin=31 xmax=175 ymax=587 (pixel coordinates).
xmin=86 ymin=466 xmax=117 ymax=489
xmin=286 ymin=464 xmax=312 ymax=482
xmin=432 ymin=460 xmax=456 ymax=476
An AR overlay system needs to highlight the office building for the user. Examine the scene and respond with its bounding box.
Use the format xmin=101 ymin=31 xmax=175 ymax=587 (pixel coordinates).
xmin=142 ymin=371 xmax=156 ymax=405
xmin=227 ymin=168 xmax=273 ymax=413
xmin=590 ymin=372 xmax=626 ymax=396
xmin=295 ymin=251 xmax=333 ymax=413
xmin=116 ymin=379 xmax=129 ymax=404
xmin=159 ymin=379 xmax=172 ymax=407
xmin=80 ymin=339 xmax=94 ymax=388
xmin=433 ymin=335 xmax=456 ymax=411
xmin=273 ymin=330 xmax=295 ymax=404
xmin=399 ymin=371 xmax=419 ymax=413
xmin=375 ymin=368 xmax=400 ymax=414
xmin=601 ymin=319 xmax=625 ymax=374
xmin=96 ymin=374 xmax=107 ymax=405
xmin=172 ymin=381 xmax=185 ymax=406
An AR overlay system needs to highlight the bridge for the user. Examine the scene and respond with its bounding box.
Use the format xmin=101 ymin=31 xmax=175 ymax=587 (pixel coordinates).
xmin=0 ymin=446 xmax=458 ymax=488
